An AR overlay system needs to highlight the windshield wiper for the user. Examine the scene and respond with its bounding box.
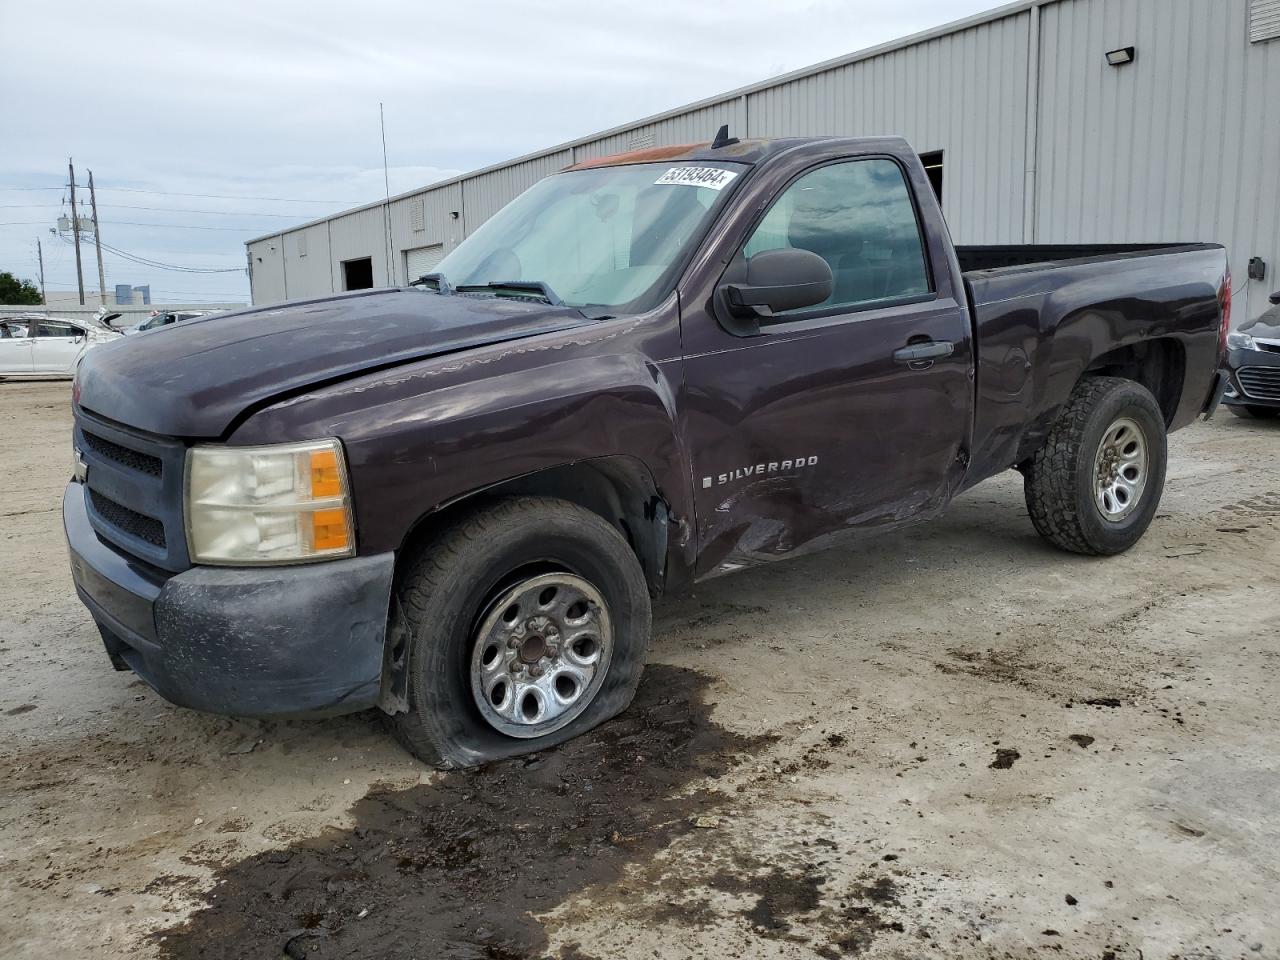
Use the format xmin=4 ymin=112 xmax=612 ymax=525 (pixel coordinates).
xmin=410 ymin=272 xmax=454 ymax=295
xmin=455 ymin=279 xmax=563 ymax=306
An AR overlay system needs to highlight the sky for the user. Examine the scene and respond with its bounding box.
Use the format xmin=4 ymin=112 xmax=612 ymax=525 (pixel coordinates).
xmin=0 ymin=0 xmax=999 ymax=304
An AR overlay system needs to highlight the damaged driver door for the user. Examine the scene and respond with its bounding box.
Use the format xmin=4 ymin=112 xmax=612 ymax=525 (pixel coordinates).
xmin=679 ymin=154 xmax=973 ymax=576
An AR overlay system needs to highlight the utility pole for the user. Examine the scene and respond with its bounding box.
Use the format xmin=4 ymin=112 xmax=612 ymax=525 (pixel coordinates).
xmin=36 ymin=238 xmax=47 ymax=306
xmin=88 ymin=170 xmax=107 ymax=307
xmin=68 ymin=159 xmax=85 ymax=305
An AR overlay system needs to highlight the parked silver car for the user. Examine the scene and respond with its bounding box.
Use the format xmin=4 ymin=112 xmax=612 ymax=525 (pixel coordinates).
xmin=0 ymin=315 xmax=122 ymax=380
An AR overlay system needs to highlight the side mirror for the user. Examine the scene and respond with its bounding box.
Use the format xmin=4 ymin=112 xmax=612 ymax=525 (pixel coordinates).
xmin=721 ymin=248 xmax=833 ymax=324
xmin=1270 ymin=290 xmax=1280 ymax=306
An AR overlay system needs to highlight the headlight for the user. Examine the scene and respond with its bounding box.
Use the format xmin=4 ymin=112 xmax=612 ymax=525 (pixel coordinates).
xmin=185 ymin=439 xmax=355 ymax=565
xmin=1226 ymin=331 xmax=1256 ymax=351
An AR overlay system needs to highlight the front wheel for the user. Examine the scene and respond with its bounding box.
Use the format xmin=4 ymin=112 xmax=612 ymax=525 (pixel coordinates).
xmin=391 ymin=496 xmax=651 ymax=768
xmin=1023 ymin=377 xmax=1167 ymax=556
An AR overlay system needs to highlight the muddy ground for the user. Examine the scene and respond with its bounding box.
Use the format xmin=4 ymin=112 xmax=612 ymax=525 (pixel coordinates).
xmin=1 ymin=379 xmax=1277 ymax=959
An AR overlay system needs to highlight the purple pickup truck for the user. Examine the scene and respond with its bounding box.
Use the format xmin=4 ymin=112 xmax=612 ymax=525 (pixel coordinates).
xmin=65 ymin=132 xmax=1230 ymax=766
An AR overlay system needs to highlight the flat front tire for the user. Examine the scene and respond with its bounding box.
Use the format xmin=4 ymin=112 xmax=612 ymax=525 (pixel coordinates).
xmin=1023 ymin=376 xmax=1167 ymax=556
xmin=391 ymin=496 xmax=651 ymax=769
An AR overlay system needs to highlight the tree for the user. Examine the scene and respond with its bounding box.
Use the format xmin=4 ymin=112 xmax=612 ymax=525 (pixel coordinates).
xmin=0 ymin=271 xmax=42 ymax=305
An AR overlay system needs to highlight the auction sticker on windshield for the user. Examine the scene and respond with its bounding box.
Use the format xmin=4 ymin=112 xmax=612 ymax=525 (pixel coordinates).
xmin=654 ymin=167 xmax=738 ymax=190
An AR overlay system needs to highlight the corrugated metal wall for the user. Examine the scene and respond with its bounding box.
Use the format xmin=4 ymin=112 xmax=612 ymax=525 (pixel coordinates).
xmin=574 ymin=101 xmax=745 ymax=162
xmin=461 ymin=151 xmax=573 ymax=229
xmin=248 ymin=0 xmax=1279 ymax=318
xmin=248 ymin=234 xmax=286 ymax=303
xmin=1036 ymin=0 xmax=1280 ymax=319
xmin=283 ymin=222 xmax=333 ymax=294
xmin=744 ymin=12 xmax=1031 ymax=244
xmin=326 ymin=206 xmax=392 ymax=289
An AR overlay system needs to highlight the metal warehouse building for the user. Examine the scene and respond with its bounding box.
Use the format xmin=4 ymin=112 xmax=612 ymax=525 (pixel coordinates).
xmin=246 ymin=0 xmax=1280 ymax=319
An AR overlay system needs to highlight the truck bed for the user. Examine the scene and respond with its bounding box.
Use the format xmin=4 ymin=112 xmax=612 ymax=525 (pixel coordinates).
xmin=958 ymin=242 xmax=1227 ymax=487
xmin=956 ymin=243 xmax=1200 ymax=274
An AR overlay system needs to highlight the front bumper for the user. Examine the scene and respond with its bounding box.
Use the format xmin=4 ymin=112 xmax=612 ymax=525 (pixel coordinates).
xmin=64 ymin=482 xmax=396 ymax=717
xmin=1222 ymin=347 xmax=1280 ymax=410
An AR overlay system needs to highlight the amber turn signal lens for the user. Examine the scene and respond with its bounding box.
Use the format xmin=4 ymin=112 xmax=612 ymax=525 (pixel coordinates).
xmin=310 ymin=508 xmax=350 ymax=552
xmin=310 ymin=449 xmax=343 ymax=498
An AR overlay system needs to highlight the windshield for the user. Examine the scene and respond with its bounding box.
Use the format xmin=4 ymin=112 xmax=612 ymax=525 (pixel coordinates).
xmin=431 ymin=161 xmax=744 ymax=313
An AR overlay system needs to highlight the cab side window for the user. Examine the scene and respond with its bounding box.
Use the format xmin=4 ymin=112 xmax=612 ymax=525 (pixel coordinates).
xmin=33 ymin=321 xmax=77 ymax=338
xmin=743 ymin=158 xmax=930 ymax=314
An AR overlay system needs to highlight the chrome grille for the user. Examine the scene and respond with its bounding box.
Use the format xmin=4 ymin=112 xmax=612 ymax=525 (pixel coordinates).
xmin=1237 ymin=366 xmax=1280 ymax=401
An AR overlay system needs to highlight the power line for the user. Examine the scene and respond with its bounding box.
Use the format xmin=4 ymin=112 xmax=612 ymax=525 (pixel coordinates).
xmin=149 ymin=289 xmax=247 ymax=297
xmin=5 ymin=218 xmax=268 ymax=231
xmin=57 ymin=233 xmax=243 ymax=273
xmin=3 ymin=184 xmax=365 ymax=203
xmin=112 ymin=203 xmax=328 ymax=218
xmin=98 ymin=242 xmax=244 ymax=273
xmin=1 ymin=201 xmax=333 ymax=218
xmin=105 ymin=220 xmax=289 ymax=232
xmin=99 ymin=186 xmax=365 ymax=203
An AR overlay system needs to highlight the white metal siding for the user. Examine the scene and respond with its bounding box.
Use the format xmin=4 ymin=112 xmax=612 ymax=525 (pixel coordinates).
xmin=745 ymin=14 xmax=1031 ymax=244
xmin=462 ymin=151 xmax=572 ymax=226
xmin=328 ymin=206 xmax=392 ymax=289
xmin=1252 ymin=0 xmax=1280 ymax=41
xmin=284 ymin=223 xmax=333 ymax=296
xmin=247 ymin=236 xmax=286 ymax=304
xmin=1036 ymin=0 xmax=1280 ymax=318
xmin=576 ymin=101 xmax=745 ymax=162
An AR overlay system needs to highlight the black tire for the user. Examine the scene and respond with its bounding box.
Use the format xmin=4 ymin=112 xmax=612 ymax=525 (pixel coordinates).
xmin=1023 ymin=376 xmax=1167 ymax=556
xmin=1228 ymin=404 xmax=1280 ymax=420
xmin=391 ymin=496 xmax=651 ymax=769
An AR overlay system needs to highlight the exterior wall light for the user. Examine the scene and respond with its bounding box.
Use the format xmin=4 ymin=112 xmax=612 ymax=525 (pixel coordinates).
xmin=1105 ymin=46 xmax=1136 ymax=66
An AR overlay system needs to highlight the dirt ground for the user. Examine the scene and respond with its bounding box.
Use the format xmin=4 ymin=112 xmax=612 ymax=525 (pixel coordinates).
xmin=2 ymin=378 xmax=1277 ymax=960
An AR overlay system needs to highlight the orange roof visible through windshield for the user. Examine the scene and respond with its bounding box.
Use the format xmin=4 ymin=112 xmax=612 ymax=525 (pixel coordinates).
xmin=566 ymin=142 xmax=706 ymax=170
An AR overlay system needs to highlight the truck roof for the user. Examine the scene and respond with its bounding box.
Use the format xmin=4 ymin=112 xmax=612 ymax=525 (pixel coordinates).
xmin=564 ymin=135 xmax=914 ymax=171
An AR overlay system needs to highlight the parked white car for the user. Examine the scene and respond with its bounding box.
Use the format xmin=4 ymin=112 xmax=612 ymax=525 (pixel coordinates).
xmin=122 ymin=310 xmax=213 ymax=335
xmin=0 ymin=315 xmax=122 ymax=380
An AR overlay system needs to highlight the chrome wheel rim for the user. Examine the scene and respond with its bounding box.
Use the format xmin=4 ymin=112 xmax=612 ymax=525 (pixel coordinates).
xmin=469 ymin=572 xmax=613 ymax=739
xmin=1093 ymin=416 xmax=1148 ymax=522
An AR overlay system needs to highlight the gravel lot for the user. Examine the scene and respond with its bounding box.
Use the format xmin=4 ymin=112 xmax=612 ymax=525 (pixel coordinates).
xmin=2 ymin=378 xmax=1278 ymax=960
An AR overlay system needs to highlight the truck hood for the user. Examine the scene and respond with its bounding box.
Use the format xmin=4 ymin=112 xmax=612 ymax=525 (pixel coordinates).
xmin=75 ymin=288 xmax=595 ymax=438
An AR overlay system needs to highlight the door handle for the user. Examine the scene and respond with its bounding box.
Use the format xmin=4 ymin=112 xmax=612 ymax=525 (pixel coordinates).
xmin=893 ymin=340 xmax=954 ymax=368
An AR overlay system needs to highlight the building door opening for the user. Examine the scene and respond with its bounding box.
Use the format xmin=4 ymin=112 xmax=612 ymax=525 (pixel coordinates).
xmin=918 ymin=151 xmax=943 ymax=203
xmin=342 ymin=257 xmax=374 ymax=291
xmin=404 ymin=244 xmax=444 ymax=283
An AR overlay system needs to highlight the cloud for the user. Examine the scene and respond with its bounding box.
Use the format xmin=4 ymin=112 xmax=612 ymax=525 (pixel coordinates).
xmin=0 ymin=0 xmax=996 ymax=302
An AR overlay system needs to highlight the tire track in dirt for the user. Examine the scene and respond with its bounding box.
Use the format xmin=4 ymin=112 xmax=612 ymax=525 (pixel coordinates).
xmin=151 ymin=666 xmax=774 ymax=960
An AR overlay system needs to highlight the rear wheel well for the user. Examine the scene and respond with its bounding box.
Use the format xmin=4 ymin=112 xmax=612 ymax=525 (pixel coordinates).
xmin=1084 ymin=338 xmax=1185 ymax=426
xmin=396 ymin=458 xmax=670 ymax=598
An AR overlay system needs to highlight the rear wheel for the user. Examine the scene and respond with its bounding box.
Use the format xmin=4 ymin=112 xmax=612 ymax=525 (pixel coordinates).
xmin=1228 ymin=404 xmax=1279 ymax=419
xmin=391 ymin=496 xmax=651 ymax=768
xmin=1023 ymin=377 xmax=1167 ymax=556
